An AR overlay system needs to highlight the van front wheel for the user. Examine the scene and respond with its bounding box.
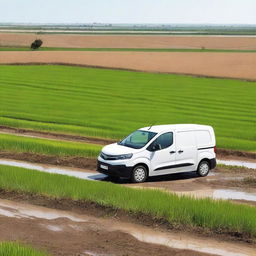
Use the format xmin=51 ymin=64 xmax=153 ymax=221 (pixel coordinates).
xmin=131 ymin=165 xmax=148 ymax=183
xmin=197 ymin=161 xmax=210 ymax=177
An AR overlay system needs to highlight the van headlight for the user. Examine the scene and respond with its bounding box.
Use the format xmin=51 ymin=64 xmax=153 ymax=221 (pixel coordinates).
xmin=116 ymin=153 xmax=133 ymax=160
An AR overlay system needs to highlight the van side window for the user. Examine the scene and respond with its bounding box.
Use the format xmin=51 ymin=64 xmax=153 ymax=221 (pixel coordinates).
xmin=152 ymin=132 xmax=173 ymax=150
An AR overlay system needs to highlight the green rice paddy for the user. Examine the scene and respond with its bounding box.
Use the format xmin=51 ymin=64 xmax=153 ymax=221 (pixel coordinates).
xmin=0 ymin=242 xmax=49 ymax=256
xmin=0 ymin=133 xmax=101 ymax=157
xmin=0 ymin=65 xmax=255 ymax=151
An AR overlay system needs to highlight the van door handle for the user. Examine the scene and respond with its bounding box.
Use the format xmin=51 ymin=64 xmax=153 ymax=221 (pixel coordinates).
xmin=169 ymin=151 xmax=176 ymax=154
xmin=178 ymin=150 xmax=184 ymax=154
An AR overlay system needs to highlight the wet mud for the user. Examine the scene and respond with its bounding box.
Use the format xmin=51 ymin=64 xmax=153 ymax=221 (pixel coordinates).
xmin=0 ymin=197 xmax=255 ymax=256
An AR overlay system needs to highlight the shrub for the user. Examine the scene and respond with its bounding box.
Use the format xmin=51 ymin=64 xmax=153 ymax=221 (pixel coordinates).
xmin=31 ymin=39 xmax=43 ymax=50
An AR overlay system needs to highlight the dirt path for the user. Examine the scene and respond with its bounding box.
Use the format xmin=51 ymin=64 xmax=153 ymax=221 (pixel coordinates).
xmin=1 ymin=33 xmax=256 ymax=49
xmin=0 ymin=197 xmax=254 ymax=256
xmin=1 ymin=51 xmax=256 ymax=80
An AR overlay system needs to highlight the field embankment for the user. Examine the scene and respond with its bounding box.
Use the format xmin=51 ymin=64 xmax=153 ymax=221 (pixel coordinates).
xmin=1 ymin=51 xmax=256 ymax=80
xmin=1 ymin=33 xmax=256 ymax=49
xmin=0 ymin=65 xmax=255 ymax=152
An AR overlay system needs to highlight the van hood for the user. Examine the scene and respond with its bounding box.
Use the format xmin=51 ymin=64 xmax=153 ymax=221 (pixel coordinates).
xmin=102 ymin=143 xmax=138 ymax=155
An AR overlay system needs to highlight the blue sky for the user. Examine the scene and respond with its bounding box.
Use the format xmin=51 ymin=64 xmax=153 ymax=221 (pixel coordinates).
xmin=1 ymin=0 xmax=256 ymax=24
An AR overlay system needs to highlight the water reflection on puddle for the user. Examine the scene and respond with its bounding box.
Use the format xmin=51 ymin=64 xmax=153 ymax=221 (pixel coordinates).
xmin=0 ymin=159 xmax=106 ymax=181
xmin=0 ymin=200 xmax=85 ymax=222
xmin=213 ymin=189 xmax=256 ymax=202
xmin=217 ymin=160 xmax=256 ymax=169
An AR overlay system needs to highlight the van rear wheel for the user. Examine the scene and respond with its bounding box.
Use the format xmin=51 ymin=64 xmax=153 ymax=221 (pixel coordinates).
xmin=197 ymin=161 xmax=210 ymax=177
xmin=131 ymin=165 xmax=147 ymax=183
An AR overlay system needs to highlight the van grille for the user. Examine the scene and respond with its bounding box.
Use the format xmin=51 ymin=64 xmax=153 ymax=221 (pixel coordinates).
xmin=100 ymin=152 xmax=119 ymax=161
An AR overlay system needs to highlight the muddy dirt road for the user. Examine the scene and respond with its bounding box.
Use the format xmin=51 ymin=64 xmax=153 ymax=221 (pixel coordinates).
xmin=0 ymin=198 xmax=255 ymax=256
xmin=1 ymin=33 xmax=256 ymax=49
xmin=1 ymin=51 xmax=256 ymax=80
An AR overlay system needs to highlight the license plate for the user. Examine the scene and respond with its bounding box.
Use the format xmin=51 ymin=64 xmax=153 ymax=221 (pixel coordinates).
xmin=100 ymin=164 xmax=108 ymax=170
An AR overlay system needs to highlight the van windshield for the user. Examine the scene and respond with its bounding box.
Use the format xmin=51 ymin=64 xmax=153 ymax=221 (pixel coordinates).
xmin=118 ymin=130 xmax=157 ymax=149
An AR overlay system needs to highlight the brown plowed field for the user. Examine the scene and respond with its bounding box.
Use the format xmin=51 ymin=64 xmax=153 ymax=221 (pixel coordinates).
xmin=1 ymin=33 xmax=256 ymax=49
xmin=1 ymin=51 xmax=256 ymax=80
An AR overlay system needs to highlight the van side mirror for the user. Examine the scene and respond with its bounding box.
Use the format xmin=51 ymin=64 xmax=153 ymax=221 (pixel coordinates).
xmin=148 ymin=143 xmax=161 ymax=152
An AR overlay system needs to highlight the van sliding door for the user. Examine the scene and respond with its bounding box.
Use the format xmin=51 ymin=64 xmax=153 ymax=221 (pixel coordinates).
xmin=175 ymin=131 xmax=197 ymax=172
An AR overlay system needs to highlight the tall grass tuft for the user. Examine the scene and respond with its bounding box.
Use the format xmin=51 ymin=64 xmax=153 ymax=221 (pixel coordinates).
xmin=0 ymin=242 xmax=49 ymax=256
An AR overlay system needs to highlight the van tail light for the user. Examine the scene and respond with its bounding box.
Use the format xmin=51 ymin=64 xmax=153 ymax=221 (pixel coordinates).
xmin=214 ymin=146 xmax=217 ymax=153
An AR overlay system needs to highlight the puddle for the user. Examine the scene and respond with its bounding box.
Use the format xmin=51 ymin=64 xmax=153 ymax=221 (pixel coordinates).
xmin=218 ymin=160 xmax=256 ymax=169
xmin=213 ymin=189 xmax=256 ymax=202
xmin=167 ymin=188 xmax=256 ymax=203
xmin=84 ymin=251 xmax=113 ymax=256
xmin=0 ymin=199 xmax=86 ymax=222
xmin=128 ymin=231 xmax=249 ymax=256
xmin=0 ymin=199 xmax=254 ymax=256
xmin=44 ymin=224 xmax=63 ymax=232
xmin=0 ymin=159 xmax=106 ymax=181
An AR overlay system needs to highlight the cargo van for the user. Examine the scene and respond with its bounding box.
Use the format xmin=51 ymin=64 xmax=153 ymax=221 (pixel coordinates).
xmin=97 ymin=124 xmax=216 ymax=183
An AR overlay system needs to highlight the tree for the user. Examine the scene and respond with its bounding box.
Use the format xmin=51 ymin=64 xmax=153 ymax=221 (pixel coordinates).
xmin=31 ymin=39 xmax=43 ymax=50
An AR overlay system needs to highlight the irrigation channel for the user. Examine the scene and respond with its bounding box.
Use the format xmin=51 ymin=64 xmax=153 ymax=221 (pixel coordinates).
xmin=0 ymin=198 xmax=255 ymax=256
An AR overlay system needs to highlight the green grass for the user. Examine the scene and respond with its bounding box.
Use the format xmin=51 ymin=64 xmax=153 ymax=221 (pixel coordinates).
xmin=0 ymin=242 xmax=49 ymax=256
xmin=1 ymin=47 xmax=256 ymax=53
xmin=0 ymin=133 xmax=101 ymax=157
xmin=0 ymin=65 xmax=255 ymax=151
xmin=0 ymin=164 xmax=256 ymax=239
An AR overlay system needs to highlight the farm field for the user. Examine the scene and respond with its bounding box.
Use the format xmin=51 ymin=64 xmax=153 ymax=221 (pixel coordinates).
xmin=1 ymin=51 xmax=256 ymax=80
xmin=0 ymin=164 xmax=256 ymax=240
xmin=0 ymin=133 xmax=101 ymax=157
xmin=0 ymin=63 xmax=255 ymax=255
xmin=0 ymin=65 xmax=255 ymax=152
xmin=2 ymin=46 xmax=256 ymax=52
xmin=1 ymin=33 xmax=256 ymax=49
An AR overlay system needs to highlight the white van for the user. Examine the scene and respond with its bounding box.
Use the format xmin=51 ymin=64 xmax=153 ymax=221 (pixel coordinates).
xmin=97 ymin=124 xmax=216 ymax=183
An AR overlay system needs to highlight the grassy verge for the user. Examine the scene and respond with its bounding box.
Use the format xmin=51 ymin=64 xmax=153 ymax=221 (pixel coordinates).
xmin=0 ymin=65 xmax=256 ymax=151
xmin=0 ymin=242 xmax=49 ymax=256
xmin=0 ymin=133 xmax=101 ymax=157
xmin=1 ymin=47 xmax=256 ymax=52
xmin=0 ymin=164 xmax=255 ymax=240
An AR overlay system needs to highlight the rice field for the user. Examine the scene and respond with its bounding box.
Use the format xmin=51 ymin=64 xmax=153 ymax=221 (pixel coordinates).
xmin=0 ymin=164 xmax=255 ymax=239
xmin=0 ymin=242 xmax=49 ymax=256
xmin=0 ymin=65 xmax=255 ymax=151
xmin=0 ymin=133 xmax=101 ymax=157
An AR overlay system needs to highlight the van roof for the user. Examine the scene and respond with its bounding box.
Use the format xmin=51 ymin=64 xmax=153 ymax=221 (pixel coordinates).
xmin=140 ymin=124 xmax=212 ymax=133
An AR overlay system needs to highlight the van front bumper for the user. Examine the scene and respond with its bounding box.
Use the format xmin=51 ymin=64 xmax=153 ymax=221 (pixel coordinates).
xmin=97 ymin=160 xmax=133 ymax=178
